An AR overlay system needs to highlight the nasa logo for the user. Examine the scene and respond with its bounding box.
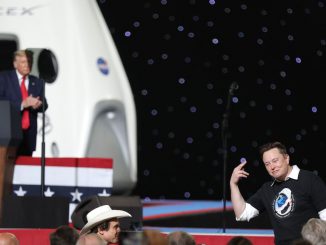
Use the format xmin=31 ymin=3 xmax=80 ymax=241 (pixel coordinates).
xmin=97 ymin=57 xmax=109 ymax=75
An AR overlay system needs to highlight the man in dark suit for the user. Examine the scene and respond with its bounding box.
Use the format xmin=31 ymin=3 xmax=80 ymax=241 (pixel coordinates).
xmin=0 ymin=49 xmax=48 ymax=156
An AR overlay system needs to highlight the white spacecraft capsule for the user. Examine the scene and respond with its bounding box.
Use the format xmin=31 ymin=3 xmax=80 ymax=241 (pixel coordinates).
xmin=0 ymin=0 xmax=137 ymax=194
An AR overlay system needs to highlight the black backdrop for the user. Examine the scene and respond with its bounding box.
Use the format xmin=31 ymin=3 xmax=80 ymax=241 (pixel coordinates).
xmin=98 ymin=0 xmax=326 ymax=200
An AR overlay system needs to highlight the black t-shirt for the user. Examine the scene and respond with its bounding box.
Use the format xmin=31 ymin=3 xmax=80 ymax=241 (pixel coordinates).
xmin=247 ymin=169 xmax=326 ymax=245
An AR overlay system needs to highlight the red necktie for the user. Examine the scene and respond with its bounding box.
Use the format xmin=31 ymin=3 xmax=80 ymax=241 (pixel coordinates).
xmin=20 ymin=75 xmax=30 ymax=129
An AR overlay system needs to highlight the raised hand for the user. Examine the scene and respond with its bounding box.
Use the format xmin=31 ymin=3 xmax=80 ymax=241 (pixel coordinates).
xmin=230 ymin=161 xmax=249 ymax=185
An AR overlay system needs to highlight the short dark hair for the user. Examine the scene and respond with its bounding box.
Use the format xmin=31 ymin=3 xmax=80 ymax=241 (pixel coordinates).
xmin=259 ymin=141 xmax=288 ymax=159
xmin=291 ymin=238 xmax=312 ymax=245
xmin=49 ymin=225 xmax=79 ymax=245
xmin=90 ymin=218 xmax=118 ymax=234
xmin=227 ymin=236 xmax=253 ymax=245
xmin=90 ymin=220 xmax=110 ymax=233
xmin=167 ymin=231 xmax=196 ymax=245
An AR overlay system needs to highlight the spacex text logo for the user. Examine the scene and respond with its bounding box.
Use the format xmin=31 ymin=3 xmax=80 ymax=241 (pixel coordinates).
xmin=0 ymin=5 xmax=44 ymax=16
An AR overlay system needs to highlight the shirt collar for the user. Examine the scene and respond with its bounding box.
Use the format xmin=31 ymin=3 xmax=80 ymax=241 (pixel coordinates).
xmin=16 ymin=70 xmax=29 ymax=86
xmin=270 ymin=165 xmax=300 ymax=186
xmin=16 ymin=70 xmax=24 ymax=81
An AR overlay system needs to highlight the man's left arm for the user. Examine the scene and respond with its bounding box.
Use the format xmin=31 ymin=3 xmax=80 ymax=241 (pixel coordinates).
xmin=32 ymin=95 xmax=48 ymax=113
xmin=311 ymin=174 xmax=326 ymax=220
xmin=30 ymin=77 xmax=48 ymax=113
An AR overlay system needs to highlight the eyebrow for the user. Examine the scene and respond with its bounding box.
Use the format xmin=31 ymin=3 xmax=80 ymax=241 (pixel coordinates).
xmin=264 ymin=157 xmax=279 ymax=164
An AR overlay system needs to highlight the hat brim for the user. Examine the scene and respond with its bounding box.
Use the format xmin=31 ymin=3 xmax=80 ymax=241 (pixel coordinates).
xmin=80 ymin=210 xmax=131 ymax=235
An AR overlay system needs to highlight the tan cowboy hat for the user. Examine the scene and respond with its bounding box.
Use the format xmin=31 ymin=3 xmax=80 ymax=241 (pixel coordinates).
xmin=79 ymin=205 xmax=132 ymax=235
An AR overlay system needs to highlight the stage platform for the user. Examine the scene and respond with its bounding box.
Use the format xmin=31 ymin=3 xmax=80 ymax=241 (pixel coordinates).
xmin=0 ymin=199 xmax=275 ymax=245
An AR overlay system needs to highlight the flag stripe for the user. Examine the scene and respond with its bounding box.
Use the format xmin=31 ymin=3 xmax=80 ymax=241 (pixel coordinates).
xmin=13 ymin=165 xmax=113 ymax=187
xmin=15 ymin=156 xmax=113 ymax=168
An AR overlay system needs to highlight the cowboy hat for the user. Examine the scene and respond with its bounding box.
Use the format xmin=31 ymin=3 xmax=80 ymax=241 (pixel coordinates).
xmin=79 ymin=205 xmax=132 ymax=235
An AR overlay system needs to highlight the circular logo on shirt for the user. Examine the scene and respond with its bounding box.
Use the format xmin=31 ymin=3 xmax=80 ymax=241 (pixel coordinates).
xmin=97 ymin=57 xmax=109 ymax=75
xmin=273 ymin=188 xmax=295 ymax=218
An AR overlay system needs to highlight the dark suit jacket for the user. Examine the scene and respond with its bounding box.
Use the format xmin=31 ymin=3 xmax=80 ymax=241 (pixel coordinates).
xmin=0 ymin=70 xmax=48 ymax=152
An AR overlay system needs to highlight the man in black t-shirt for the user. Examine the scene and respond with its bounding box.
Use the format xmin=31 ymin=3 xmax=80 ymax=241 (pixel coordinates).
xmin=230 ymin=141 xmax=326 ymax=245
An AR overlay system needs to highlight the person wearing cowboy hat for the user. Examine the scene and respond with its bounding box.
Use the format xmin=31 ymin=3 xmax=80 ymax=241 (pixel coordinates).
xmin=79 ymin=205 xmax=132 ymax=244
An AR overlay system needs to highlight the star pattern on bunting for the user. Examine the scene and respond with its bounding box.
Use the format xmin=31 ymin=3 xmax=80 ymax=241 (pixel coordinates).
xmin=98 ymin=189 xmax=111 ymax=196
xmin=14 ymin=186 xmax=27 ymax=196
xmin=44 ymin=187 xmax=55 ymax=197
xmin=70 ymin=188 xmax=83 ymax=202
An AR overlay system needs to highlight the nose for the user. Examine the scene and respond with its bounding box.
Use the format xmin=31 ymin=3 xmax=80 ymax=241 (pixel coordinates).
xmin=268 ymin=162 xmax=276 ymax=170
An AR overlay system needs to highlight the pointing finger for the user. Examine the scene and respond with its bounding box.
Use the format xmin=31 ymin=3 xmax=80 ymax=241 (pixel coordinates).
xmin=237 ymin=161 xmax=247 ymax=169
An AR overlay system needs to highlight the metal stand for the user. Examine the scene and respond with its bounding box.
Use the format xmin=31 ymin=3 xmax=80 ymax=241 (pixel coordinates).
xmin=221 ymin=82 xmax=238 ymax=232
xmin=40 ymin=79 xmax=46 ymax=197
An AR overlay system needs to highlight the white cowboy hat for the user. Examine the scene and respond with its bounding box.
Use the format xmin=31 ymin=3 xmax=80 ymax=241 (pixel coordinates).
xmin=79 ymin=205 xmax=131 ymax=235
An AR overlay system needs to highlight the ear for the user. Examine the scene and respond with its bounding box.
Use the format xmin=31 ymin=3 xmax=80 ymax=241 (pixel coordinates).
xmin=98 ymin=228 xmax=104 ymax=235
xmin=285 ymin=154 xmax=290 ymax=164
